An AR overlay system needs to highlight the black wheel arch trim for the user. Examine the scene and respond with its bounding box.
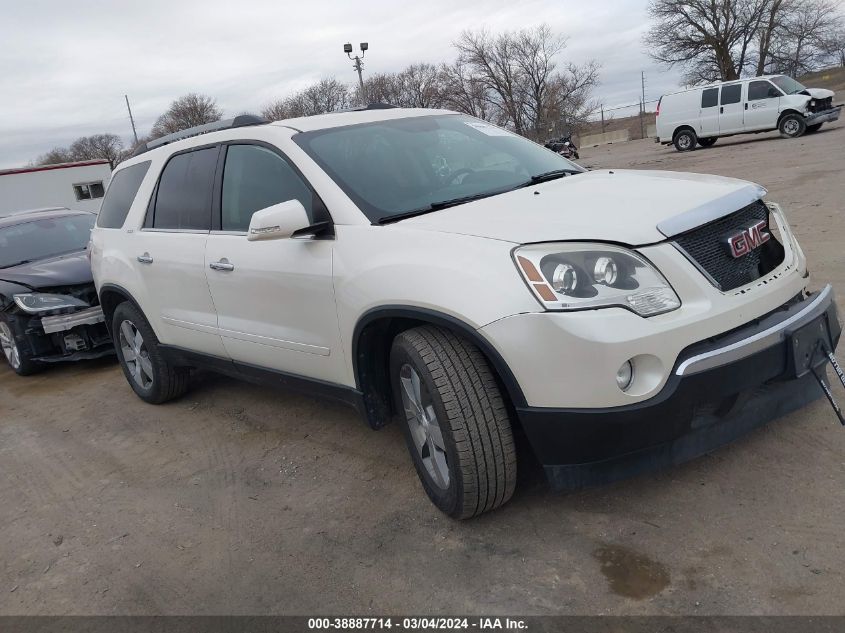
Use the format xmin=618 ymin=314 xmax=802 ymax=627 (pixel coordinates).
xmin=98 ymin=283 xmax=147 ymax=335
xmin=352 ymin=306 xmax=528 ymax=419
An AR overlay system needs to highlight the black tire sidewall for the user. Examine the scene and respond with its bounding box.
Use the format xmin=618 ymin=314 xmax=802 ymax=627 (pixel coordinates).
xmin=780 ymin=114 xmax=806 ymax=138
xmin=0 ymin=312 xmax=42 ymax=376
xmin=674 ymin=129 xmax=697 ymax=151
xmin=112 ymin=303 xmax=170 ymax=403
xmin=389 ymin=336 xmax=463 ymax=516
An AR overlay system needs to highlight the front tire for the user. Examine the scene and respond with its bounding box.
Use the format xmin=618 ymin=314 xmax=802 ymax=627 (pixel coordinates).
xmin=697 ymin=137 xmax=717 ymax=148
xmin=0 ymin=314 xmax=42 ymax=376
xmin=779 ymin=113 xmax=806 ymax=138
xmin=806 ymin=123 xmax=823 ymax=133
xmin=390 ymin=326 xmax=517 ymax=519
xmin=112 ymin=302 xmax=189 ymax=404
xmin=673 ymin=129 xmax=697 ymax=152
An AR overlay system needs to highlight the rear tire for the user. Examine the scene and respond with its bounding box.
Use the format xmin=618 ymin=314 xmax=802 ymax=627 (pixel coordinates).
xmin=779 ymin=113 xmax=806 ymax=138
xmin=697 ymin=137 xmax=717 ymax=148
xmin=0 ymin=314 xmax=42 ymax=376
xmin=806 ymin=123 xmax=823 ymax=133
xmin=112 ymin=302 xmax=189 ymax=404
xmin=673 ymin=129 xmax=697 ymax=152
xmin=390 ymin=326 xmax=517 ymax=519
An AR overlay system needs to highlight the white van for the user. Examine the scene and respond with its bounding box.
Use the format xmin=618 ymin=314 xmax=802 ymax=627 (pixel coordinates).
xmin=655 ymin=75 xmax=840 ymax=151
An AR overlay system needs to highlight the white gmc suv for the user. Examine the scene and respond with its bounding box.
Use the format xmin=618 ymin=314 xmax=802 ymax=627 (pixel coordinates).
xmin=91 ymin=106 xmax=840 ymax=518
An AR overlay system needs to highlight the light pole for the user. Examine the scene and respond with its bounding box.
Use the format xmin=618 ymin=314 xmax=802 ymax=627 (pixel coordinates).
xmin=344 ymin=42 xmax=368 ymax=104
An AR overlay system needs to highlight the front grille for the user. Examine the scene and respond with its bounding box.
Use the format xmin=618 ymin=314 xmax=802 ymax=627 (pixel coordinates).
xmin=809 ymin=97 xmax=832 ymax=112
xmin=673 ymin=200 xmax=785 ymax=291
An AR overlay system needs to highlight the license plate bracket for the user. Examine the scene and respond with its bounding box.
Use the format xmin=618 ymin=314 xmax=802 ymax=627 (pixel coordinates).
xmin=785 ymin=314 xmax=834 ymax=378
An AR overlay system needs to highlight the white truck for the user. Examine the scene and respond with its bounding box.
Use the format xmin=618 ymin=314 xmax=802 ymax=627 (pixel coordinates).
xmin=0 ymin=160 xmax=112 ymax=215
xmin=655 ymin=74 xmax=840 ymax=151
xmin=90 ymin=108 xmax=841 ymax=518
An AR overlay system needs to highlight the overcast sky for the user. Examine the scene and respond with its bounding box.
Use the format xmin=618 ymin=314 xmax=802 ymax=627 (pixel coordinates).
xmin=0 ymin=0 xmax=682 ymax=168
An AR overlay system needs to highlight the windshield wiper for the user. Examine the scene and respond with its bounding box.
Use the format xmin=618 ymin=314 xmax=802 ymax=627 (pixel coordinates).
xmin=522 ymin=169 xmax=581 ymax=186
xmin=375 ymin=191 xmax=502 ymax=225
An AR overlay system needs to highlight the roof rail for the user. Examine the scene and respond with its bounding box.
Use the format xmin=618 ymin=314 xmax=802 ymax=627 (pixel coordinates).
xmin=131 ymin=114 xmax=267 ymax=157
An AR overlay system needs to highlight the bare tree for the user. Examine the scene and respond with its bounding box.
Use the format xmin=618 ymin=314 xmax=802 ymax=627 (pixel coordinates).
xmin=262 ymin=78 xmax=351 ymax=120
xmin=36 ymin=147 xmax=74 ymax=165
xmin=767 ymin=0 xmax=845 ymax=75
xmin=644 ymin=0 xmax=770 ymax=83
xmin=454 ymin=25 xmax=599 ymax=139
xmin=37 ymin=133 xmax=125 ymax=166
xmin=150 ymin=93 xmax=222 ymax=138
xmin=439 ymin=60 xmax=498 ymax=122
xmin=360 ymin=64 xmax=445 ymax=108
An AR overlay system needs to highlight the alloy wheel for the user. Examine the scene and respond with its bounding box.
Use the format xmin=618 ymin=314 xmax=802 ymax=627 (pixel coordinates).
xmin=399 ymin=363 xmax=450 ymax=490
xmin=784 ymin=119 xmax=800 ymax=136
xmin=0 ymin=322 xmax=21 ymax=369
xmin=119 ymin=320 xmax=154 ymax=389
xmin=678 ymin=134 xmax=692 ymax=150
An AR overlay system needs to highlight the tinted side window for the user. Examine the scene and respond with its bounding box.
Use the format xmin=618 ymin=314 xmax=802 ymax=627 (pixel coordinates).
xmin=152 ymin=147 xmax=218 ymax=230
xmin=748 ymin=80 xmax=775 ymax=101
xmin=97 ymin=161 xmax=150 ymax=228
xmin=720 ymin=84 xmax=742 ymax=105
xmin=221 ymin=145 xmax=314 ymax=232
xmin=701 ymin=88 xmax=718 ymax=108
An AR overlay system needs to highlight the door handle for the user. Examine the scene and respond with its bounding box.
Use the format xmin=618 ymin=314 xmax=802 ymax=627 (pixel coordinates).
xmin=209 ymin=259 xmax=235 ymax=272
xmin=720 ymin=106 xmax=724 ymax=114
xmin=137 ymin=253 xmax=153 ymax=264
xmin=744 ymin=103 xmax=748 ymax=110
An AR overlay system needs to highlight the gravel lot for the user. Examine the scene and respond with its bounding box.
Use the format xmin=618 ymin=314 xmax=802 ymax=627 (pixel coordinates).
xmin=2 ymin=122 xmax=844 ymax=616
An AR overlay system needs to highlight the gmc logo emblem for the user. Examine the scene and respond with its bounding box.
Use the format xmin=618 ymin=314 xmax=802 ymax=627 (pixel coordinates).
xmin=725 ymin=220 xmax=770 ymax=258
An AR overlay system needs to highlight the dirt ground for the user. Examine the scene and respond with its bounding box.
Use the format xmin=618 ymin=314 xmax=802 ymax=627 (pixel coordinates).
xmin=2 ymin=122 xmax=844 ymax=616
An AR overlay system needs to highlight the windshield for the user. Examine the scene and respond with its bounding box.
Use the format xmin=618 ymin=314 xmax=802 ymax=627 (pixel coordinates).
xmin=0 ymin=214 xmax=95 ymax=268
xmin=771 ymin=75 xmax=807 ymax=95
xmin=294 ymin=114 xmax=583 ymax=223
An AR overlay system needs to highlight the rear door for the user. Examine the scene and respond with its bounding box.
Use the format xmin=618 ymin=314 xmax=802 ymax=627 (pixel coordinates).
xmin=131 ymin=145 xmax=227 ymax=357
xmin=718 ymin=83 xmax=745 ymax=134
xmin=204 ymin=142 xmax=346 ymax=384
xmin=698 ymin=87 xmax=720 ymax=137
xmin=743 ymin=79 xmax=782 ymax=131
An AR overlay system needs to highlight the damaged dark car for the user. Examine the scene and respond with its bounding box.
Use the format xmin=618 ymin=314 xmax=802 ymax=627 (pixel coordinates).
xmin=0 ymin=208 xmax=113 ymax=375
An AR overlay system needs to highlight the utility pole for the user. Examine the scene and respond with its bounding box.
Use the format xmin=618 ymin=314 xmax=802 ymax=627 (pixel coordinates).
xmin=600 ymin=104 xmax=605 ymax=133
xmin=344 ymin=42 xmax=369 ymax=105
xmin=639 ymin=71 xmax=646 ymax=140
xmin=125 ymin=94 xmax=139 ymax=145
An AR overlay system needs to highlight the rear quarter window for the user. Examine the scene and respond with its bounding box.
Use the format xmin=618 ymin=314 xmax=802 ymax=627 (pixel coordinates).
xmin=96 ymin=161 xmax=151 ymax=229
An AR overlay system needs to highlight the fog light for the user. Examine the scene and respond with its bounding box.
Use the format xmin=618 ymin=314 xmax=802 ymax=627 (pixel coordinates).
xmin=616 ymin=360 xmax=633 ymax=391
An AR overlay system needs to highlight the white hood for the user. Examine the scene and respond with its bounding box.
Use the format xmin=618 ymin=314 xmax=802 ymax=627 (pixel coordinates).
xmin=805 ymin=87 xmax=835 ymax=99
xmin=398 ymin=170 xmax=767 ymax=245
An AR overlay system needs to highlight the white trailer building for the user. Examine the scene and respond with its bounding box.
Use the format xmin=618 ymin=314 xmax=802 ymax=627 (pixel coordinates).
xmin=0 ymin=159 xmax=112 ymax=215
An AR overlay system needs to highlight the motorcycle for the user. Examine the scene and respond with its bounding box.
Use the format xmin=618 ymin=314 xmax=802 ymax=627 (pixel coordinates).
xmin=544 ymin=134 xmax=579 ymax=160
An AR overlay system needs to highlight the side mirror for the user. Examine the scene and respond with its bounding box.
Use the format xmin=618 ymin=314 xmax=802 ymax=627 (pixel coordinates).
xmin=247 ymin=200 xmax=310 ymax=241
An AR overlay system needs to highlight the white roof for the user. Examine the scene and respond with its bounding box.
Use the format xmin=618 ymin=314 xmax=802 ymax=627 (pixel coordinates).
xmin=269 ymin=107 xmax=457 ymax=132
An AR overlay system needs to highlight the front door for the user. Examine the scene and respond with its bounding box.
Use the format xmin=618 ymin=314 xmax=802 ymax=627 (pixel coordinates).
xmin=132 ymin=145 xmax=226 ymax=358
xmin=204 ymin=143 xmax=347 ymax=385
xmin=744 ymin=79 xmax=782 ymax=131
xmin=718 ymin=83 xmax=745 ymax=134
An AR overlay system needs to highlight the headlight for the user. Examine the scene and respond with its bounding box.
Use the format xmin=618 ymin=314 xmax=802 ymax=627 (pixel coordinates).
xmin=514 ymin=243 xmax=681 ymax=317
xmin=13 ymin=293 xmax=89 ymax=314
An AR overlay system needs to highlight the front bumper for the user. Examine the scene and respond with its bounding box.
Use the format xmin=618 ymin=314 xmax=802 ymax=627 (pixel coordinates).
xmin=515 ymin=286 xmax=840 ymax=490
xmin=806 ymin=106 xmax=841 ymax=126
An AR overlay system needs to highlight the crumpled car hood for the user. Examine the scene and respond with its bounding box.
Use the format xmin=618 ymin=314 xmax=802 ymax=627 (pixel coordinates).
xmin=804 ymin=88 xmax=835 ymax=99
xmin=397 ymin=169 xmax=766 ymax=245
xmin=0 ymin=250 xmax=93 ymax=289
